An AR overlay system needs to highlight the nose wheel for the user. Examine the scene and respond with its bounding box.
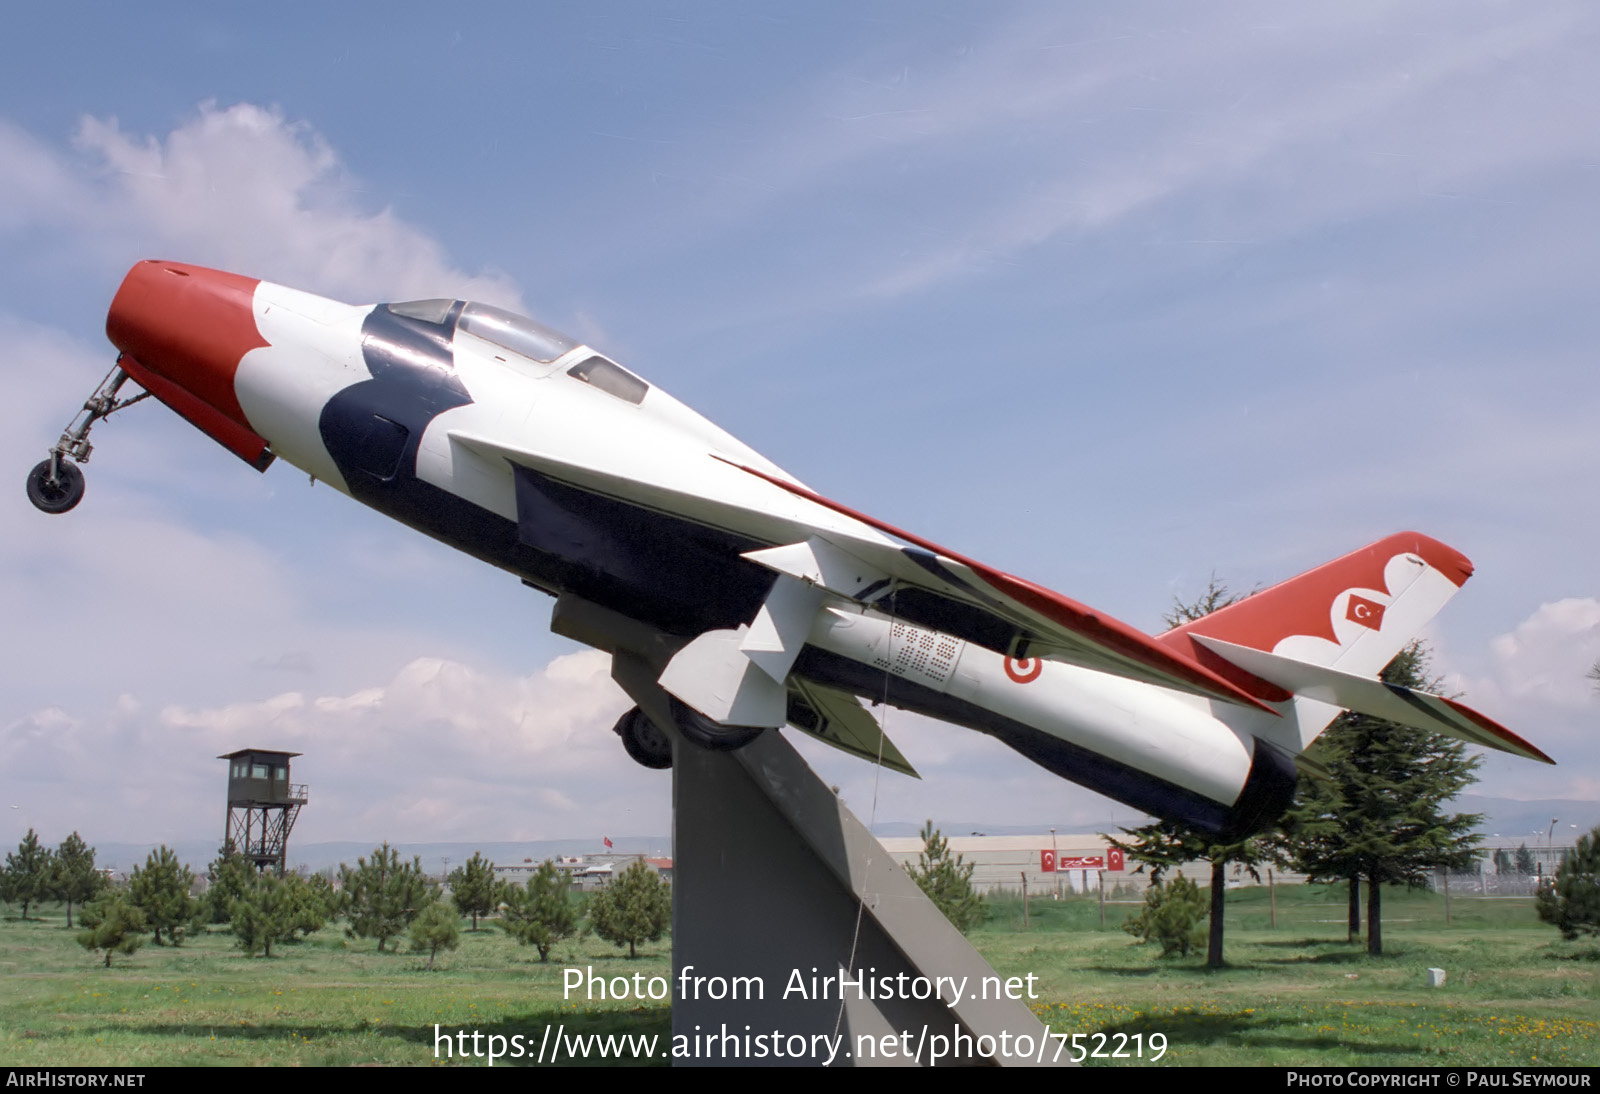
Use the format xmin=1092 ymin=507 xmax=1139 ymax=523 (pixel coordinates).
xmin=26 ymin=456 xmax=86 ymax=514
xmin=25 ymin=361 xmax=147 ymax=515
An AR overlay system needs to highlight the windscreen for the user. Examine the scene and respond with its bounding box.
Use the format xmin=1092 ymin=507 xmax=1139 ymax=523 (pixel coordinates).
xmin=458 ymin=303 xmax=580 ymax=363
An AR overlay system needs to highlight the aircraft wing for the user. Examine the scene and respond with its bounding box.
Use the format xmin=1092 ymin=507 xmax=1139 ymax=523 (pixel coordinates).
xmin=449 ymin=431 xmax=1275 ymax=713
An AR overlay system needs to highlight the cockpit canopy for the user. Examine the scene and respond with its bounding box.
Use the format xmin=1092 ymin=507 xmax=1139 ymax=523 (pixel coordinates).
xmin=388 ymin=298 xmax=649 ymax=405
xmin=391 ymin=299 xmax=580 ymax=364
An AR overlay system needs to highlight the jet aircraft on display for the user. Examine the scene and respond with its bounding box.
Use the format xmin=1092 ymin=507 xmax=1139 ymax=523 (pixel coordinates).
xmin=27 ymin=261 xmax=1554 ymax=839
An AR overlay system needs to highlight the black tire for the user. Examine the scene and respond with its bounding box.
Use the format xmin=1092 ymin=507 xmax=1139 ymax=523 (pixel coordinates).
xmin=668 ymin=696 xmax=765 ymax=752
xmin=26 ymin=459 xmax=85 ymax=514
xmin=614 ymin=707 xmax=673 ymax=770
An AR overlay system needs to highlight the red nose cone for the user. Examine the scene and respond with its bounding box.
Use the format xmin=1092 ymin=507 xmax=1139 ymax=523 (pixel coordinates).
xmin=106 ymin=260 xmax=268 ymax=428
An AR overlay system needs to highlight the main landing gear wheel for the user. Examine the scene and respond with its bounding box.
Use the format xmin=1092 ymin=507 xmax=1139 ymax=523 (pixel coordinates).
xmin=668 ymin=696 xmax=765 ymax=752
xmin=614 ymin=706 xmax=673 ymax=770
xmin=26 ymin=459 xmax=85 ymax=514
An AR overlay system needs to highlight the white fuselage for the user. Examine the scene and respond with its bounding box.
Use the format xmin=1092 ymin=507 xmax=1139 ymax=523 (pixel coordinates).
xmin=222 ymin=279 xmax=1281 ymax=831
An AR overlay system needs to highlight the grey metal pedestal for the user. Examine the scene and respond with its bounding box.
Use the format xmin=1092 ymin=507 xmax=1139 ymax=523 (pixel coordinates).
xmin=670 ymin=729 xmax=1067 ymax=1067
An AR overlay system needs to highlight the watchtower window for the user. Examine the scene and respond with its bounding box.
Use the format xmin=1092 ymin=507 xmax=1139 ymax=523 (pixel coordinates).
xmin=252 ymin=763 xmax=270 ymax=779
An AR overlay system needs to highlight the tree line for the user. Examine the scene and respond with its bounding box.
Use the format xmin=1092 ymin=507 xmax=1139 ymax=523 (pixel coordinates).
xmin=1 ymin=836 xmax=670 ymax=969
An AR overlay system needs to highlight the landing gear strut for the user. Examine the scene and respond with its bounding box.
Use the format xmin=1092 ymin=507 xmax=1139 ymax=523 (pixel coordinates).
xmin=26 ymin=362 xmax=148 ymax=515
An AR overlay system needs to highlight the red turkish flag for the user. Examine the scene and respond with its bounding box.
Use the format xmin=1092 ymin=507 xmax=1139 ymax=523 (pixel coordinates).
xmin=1107 ymin=846 xmax=1125 ymax=872
xmin=603 ymin=836 xmax=613 ymax=849
xmin=1346 ymin=594 xmax=1386 ymax=631
xmin=1040 ymin=850 xmax=1056 ymax=873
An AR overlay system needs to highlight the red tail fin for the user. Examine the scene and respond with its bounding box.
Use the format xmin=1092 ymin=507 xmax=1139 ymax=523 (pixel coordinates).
xmin=1158 ymin=532 xmax=1472 ymax=683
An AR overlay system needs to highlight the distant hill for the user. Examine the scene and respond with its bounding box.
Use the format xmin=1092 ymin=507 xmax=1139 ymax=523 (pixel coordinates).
xmin=69 ymin=797 xmax=1598 ymax=876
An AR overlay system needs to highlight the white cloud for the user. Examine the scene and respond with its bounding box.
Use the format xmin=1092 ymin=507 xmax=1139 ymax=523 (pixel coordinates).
xmin=0 ymin=104 xmax=546 ymax=845
xmin=0 ymin=102 xmax=519 ymax=307
xmin=6 ymin=651 xmax=648 ymax=845
xmin=1486 ymin=599 xmax=1600 ymax=708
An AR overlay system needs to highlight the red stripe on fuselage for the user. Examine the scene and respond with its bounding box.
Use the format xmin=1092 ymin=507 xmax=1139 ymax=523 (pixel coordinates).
xmin=713 ymin=455 xmax=1278 ymax=714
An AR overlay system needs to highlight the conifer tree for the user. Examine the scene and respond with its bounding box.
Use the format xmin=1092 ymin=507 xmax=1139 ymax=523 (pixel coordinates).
xmin=447 ymin=851 xmax=497 ymax=931
xmin=1286 ymin=643 xmax=1483 ymax=955
xmin=1123 ymin=876 xmax=1207 ymax=957
xmin=202 ymin=846 xmax=258 ymax=924
xmin=1109 ymin=579 xmax=1275 ymax=967
xmin=50 ymin=833 xmax=103 ymax=929
xmin=1538 ymin=824 xmax=1600 ymax=940
xmin=231 ymin=873 xmax=298 ymax=958
xmin=589 ymin=860 xmax=670 ymax=958
xmin=906 ymin=821 xmax=985 ymax=933
xmin=499 ymin=859 xmax=578 ymax=961
xmin=77 ymin=890 xmax=147 ymax=967
xmin=129 ymin=846 xmax=197 ymax=946
xmin=339 ymin=843 xmax=437 ymax=952
xmin=409 ymin=902 xmax=461 ymax=969
xmin=1108 ymin=820 xmax=1275 ymax=967
xmin=4 ymin=829 xmax=53 ymax=920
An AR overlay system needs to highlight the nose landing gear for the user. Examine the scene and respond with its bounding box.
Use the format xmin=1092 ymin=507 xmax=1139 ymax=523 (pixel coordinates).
xmin=26 ymin=361 xmax=148 ymax=515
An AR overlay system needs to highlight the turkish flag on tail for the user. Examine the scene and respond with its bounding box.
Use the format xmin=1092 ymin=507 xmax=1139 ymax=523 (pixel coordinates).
xmin=1346 ymin=594 xmax=1387 ymax=631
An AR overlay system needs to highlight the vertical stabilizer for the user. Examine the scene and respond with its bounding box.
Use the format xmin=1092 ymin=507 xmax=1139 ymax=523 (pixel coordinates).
xmin=1158 ymin=532 xmax=1474 ymax=753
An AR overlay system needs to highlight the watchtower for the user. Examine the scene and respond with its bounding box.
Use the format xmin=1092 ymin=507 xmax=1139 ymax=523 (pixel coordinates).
xmin=219 ymin=749 xmax=308 ymax=875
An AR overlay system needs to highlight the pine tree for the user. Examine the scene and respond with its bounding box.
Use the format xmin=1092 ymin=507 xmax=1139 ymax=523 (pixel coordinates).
xmin=1123 ymin=876 xmax=1208 ymax=957
xmin=231 ymin=873 xmax=298 ymax=958
xmin=1108 ymin=578 xmax=1275 ymax=967
xmin=1537 ymin=824 xmax=1600 ymax=940
xmin=589 ymin=860 xmax=670 ymax=958
xmin=905 ymin=821 xmax=985 ymax=933
xmin=1108 ymin=820 xmax=1275 ymax=968
xmin=77 ymin=890 xmax=147 ymax=967
xmin=447 ymin=852 xmax=497 ymax=931
xmin=50 ymin=833 xmax=104 ymax=929
xmin=409 ymin=902 xmax=461 ymax=970
xmin=339 ymin=843 xmax=437 ymax=952
xmin=202 ymin=846 xmax=259 ymax=925
xmin=499 ymin=860 xmax=578 ymax=961
xmin=1515 ymin=844 xmax=1537 ymax=876
xmin=4 ymin=829 xmax=54 ymax=920
xmin=129 ymin=846 xmax=197 ymax=946
xmin=1286 ymin=643 xmax=1483 ymax=955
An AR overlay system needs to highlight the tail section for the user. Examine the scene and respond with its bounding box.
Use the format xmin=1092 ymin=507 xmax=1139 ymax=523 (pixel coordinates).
xmin=1158 ymin=533 xmax=1550 ymax=765
xmin=1159 ymin=531 xmax=1473 ymax=679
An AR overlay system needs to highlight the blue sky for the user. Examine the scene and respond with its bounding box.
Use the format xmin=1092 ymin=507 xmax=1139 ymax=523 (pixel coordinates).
xmin=2 ymin=2 xmax=1596 ymax=849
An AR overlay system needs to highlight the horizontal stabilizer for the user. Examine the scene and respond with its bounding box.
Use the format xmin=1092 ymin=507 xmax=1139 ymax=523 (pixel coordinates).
xmin=787 ymin=679 xmax=918 ymax=778
xmin=1195 ymin=637 xmax=1553 ymax=764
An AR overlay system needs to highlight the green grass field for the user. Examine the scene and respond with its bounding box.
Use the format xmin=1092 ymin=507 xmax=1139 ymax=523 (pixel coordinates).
xmin=2 ymin=884 xmax=1595 ymax=1067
